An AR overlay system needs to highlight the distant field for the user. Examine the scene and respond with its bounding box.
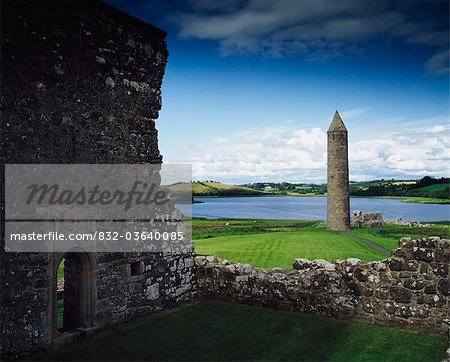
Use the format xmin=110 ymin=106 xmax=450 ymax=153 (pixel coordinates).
xmin=192 ymin=218 xmax=318 ymax=239
xmin=370 ymin=195 xmax=450 ymax=204
xmin=168 ymin=178 xmax=449 ymax=203
xmin=169 ymin=181 xmax=263 ymax=197
xmin=392 ymin=181 xmax=416 ymax=186
xmin=401 ymin=197 xmax=449 ymax=204
xmin=417 ymin=183 xmax=449 ymax=192
xmin=365 ymin=223 xmax=450 ymax=240
xmin=403 ymin=197 xmax=450 ymax=205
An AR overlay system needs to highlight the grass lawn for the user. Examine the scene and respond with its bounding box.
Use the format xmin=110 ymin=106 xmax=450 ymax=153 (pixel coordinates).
xmin=347 ymin=228 xmax=399 ymax=251
xmin=192 ymin=219 xmax=449 ymax=268
xmin=57 ymin=258 xmax=65 ymax=279
xmin=349 ymin=222 xmax=450 ymax=251
xmin=348 ymin=223 xmax=449 ymax=252
xmin=57 ymin=299 xmax=64 ymax=330
xmin=373 ymin=222 xmax=450 ymax=239
xmin=192 ymin=218 xmax=318 ymax=239
xmin=194 ymin=226 xmax=386 ymax=268
xmin=30 ymin=300 xmax=447 ymax=362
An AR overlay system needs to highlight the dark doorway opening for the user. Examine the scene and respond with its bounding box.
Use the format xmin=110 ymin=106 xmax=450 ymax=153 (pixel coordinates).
xmin=53 ymin=252 xmax=97 ymax=337
xmin=56 ymin=258 xmax=65 ymax=330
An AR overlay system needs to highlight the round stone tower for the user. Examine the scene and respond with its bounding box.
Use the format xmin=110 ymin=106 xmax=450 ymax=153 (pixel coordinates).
xmin=327 ymin=111 xmax=350 ymax=231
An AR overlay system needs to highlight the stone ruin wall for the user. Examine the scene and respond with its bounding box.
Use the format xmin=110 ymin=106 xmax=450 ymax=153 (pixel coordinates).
xmin=351 ymin=210 xmax=385 ymax=227
xmin=0 ymin=1 xmax=196 ymax=359
xmin=350 ymin=210 xmax=432 ymax=228
xmin=195 ymin=237 xmax=449 ymax=335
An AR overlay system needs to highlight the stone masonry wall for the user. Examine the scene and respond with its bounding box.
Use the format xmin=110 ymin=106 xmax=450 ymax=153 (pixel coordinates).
xmin=95 ymin=251 xmax=196 ymax=326
xmin=327 ymin=112 xmax=350 ymax=232
xmin=351 ymin=210 xmax=384 ymax=227
xmin=195 ymin=237 xmax=449 ymax=335
xmin=1 ymin=0 xmax=166 ymax=164
xmin=1 ymin=1 xmax=196 ymax=359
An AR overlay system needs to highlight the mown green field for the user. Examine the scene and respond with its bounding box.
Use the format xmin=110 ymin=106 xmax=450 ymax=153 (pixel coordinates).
xmin=30 ymin=301 xmax=448 ymax=362
xmin=352 ymin=223 xmax=449 ymax=249
xmin=347 ymin=228 xmax=398 ymax=250
xmin=195 ymin=229 xmax=386 ymax=268
xmin=191 ymin=218 xmax=449 ymax=268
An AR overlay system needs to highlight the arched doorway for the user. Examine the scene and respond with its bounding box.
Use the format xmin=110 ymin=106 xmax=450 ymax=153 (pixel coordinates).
xmin=53 ymin=252 xmax=97 ymax=338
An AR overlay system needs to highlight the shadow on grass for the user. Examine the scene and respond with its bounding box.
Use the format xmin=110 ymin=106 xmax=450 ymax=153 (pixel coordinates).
xmin=27 ymin=300 xmax=447 ymax=362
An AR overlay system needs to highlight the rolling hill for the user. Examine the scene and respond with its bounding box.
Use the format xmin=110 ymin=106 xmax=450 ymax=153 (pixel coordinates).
xmin=168 ymin=181 xmax=264 ymax=197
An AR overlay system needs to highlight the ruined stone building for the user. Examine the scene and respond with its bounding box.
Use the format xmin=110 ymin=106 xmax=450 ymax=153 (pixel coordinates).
xmin=1 ymin=2 xmax=447 ymax=360
xmin=327 ymin=111 xmax=350 ymax=231
xmin=0 ymin=1 xmax=196 ymax=359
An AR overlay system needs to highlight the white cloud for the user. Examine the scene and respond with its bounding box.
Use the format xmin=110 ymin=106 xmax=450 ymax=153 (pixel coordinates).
xmin=175 ymin=0 xmax=448 ymax=69
xmin=427 ymin=124 xmax=446 ymax=134
xmin=425 ymin=50 xmax=450 ymax=76
xmin=339 ymin=106 xmax=373 ymax=119
xmin=168 ymin=120 xmax=449 ymax=183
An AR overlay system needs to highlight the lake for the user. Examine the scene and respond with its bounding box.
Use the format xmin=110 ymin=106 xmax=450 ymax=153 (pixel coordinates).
xmin=179 ymin=196 xmax=449 ymax=221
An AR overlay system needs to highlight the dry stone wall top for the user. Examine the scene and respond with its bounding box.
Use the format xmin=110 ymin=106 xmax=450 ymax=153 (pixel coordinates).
xmin=195 ymin=236 xmax=449 ymax=335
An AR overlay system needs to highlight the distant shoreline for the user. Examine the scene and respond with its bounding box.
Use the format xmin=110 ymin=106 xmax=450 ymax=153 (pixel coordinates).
xmin=171 ymin=179 xmax=449 ymax=205
xmin=192 ymin=194 xmax=449 ymax=205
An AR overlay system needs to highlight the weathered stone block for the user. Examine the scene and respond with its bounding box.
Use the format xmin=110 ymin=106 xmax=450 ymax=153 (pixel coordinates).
xmin=388 ymin=258 xmax=418 ymax=272
xmin=437 ymin=279 xmax=449 ymax=296
xmin=412 ymin=247 xmax=434 ymax=262
xmin=347 ymin=282 xmax=363 ymax=296
xmin=145 ymin=283 xmax=160 ymax=301
xmin=403 ymin=278 xmax=425 ymax=290
xmin=434 ymin=248 xmax=450 ymax=262
xmin=399 ymin=237 xmax=413 ymax=247
xmin=423 ymin=283 xmax=437 ymax=294
xmin=354 ymin=267 xmax=368 ymax=282
xmin=419 ymin=294 xmax=446 ymax=308
xmin=374 ymin=288 xmax=389 ymax=300
xmin=430 ymin=262 xmax=448 ymax=278
xmin=389 ymin=286 xmax=412 ymax=303
xmin=235 ymin=275 xmax=249 ymax=283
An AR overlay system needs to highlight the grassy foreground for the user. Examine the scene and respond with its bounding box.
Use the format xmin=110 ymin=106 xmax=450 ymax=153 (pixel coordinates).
xmin=30 ymin=301 xmax=447 ymax=362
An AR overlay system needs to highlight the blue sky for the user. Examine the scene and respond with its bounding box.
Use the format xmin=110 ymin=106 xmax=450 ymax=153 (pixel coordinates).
xmin=106 ymin=0 xmax=449 ymax=183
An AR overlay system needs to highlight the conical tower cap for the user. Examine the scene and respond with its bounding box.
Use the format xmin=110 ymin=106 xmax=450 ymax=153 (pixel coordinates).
xmin=328 ymin=111 xmax=347 ymax=132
